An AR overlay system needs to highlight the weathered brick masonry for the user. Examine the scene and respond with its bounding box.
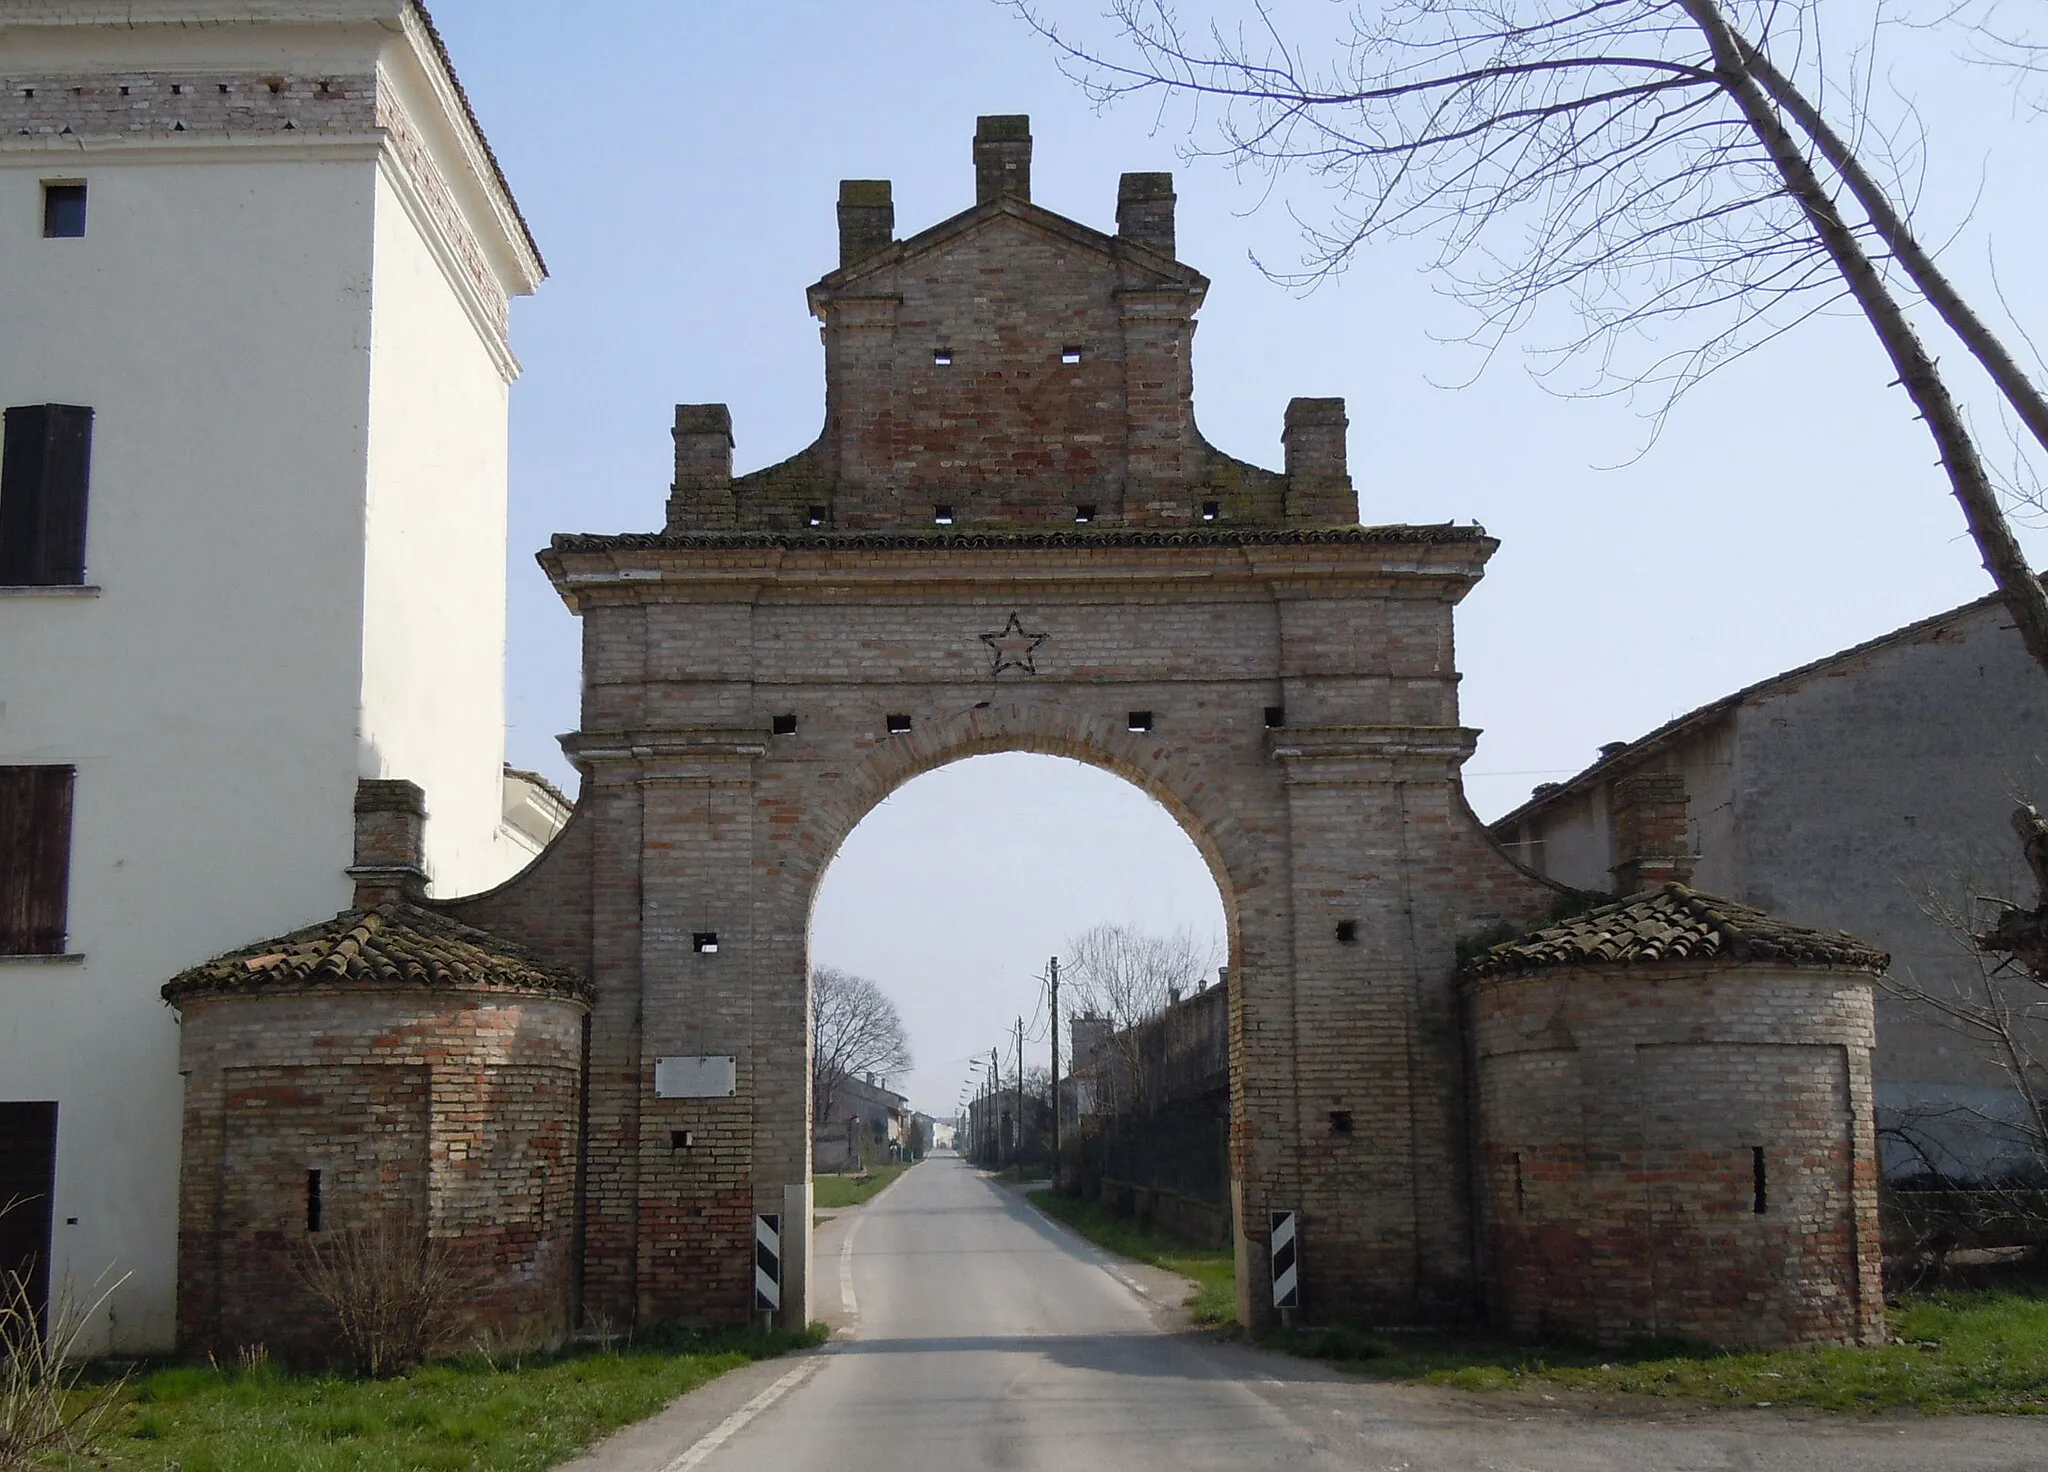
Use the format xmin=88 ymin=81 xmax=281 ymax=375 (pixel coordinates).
xmin=165 ymin=782 xmax=590 ymax=1363
xmin=154 ymin=113 xmax=1881 ymax=1352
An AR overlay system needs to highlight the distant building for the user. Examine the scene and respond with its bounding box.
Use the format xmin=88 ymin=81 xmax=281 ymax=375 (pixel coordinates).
xmin=0 ymin=0 xmax=545 ymax=1352
xmin=815 ymin=1074 xmax=909 ymax=1171
xmin=1488 ymin=587 xmax=2048 ymax=1183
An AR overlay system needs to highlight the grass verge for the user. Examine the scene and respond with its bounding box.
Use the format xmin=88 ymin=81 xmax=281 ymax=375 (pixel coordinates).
xmin=66 ymin=1324 xmax=825 ymax=1471
xmin=1269 ymin=1285 xmax=2048 ymax=1415
xmin=1026 ymin=1188 xmax=1235 ymax=1325
xmin=1027 ymin=1186 xmax=2047 ymax=1413
xmin=812 ymin=1159 xmax=916 ymax=1210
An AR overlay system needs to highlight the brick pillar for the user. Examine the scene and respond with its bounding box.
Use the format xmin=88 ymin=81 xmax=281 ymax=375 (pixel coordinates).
xmin=1610 ymin=772 xmax=1694 ymax=894
xmin=837 ymin=179 xmax=894 ymax=267
xmin=668 ymin=404 xmax=736 ymax=532
xmin=349 ymin=778 xmax=427 ymax=907
xmin=973 ymin=114 xmax=1032 ymax=202
xmin=1283 ymin=397 xmax=1357 ymax=524
xmin=820 ymin=296 xmax=900 ymax=518
xmin=1119 ymin=287 xmax=1200 ymax=519
xmin=1117 ymin=171 xmax=1176 ymax=257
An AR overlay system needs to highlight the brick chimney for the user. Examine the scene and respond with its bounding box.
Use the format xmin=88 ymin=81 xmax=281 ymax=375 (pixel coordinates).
xmin=1117 ymin=171 xmax=1175 ymax=257
xmin=350 ymin=779 xmax=427 ymax=908
xmin=974 ymin=115 xmax=1032 ymax=203
xmin=1610 ymin=771 xmax=1694 ymax=895
xmin=668 ymin=403 xmax=735 ymax=531
xmin=837 ymin=179 xmax=894 ymax=267
xmin=1282 ymin=397 xmax=1355 ymax=522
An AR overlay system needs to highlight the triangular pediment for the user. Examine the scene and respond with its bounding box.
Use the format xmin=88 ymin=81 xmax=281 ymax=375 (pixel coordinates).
xmin=810 ymin=194 xmax=1206 ymax=305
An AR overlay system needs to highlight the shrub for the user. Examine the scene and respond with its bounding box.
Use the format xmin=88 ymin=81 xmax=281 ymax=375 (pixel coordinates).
xmin=291 ymin=1213 xmax=465 ymax=1377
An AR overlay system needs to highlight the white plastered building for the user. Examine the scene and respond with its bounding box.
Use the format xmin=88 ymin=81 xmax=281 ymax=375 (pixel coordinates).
xmin=0 ymin=0 xmax=547 ymax=1352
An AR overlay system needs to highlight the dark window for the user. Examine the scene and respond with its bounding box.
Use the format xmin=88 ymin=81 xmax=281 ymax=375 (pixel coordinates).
xmin=1060 ymin=346 xmax=1082 ymax=364
xmin=886 ymin=713 xmax=913 ymax=735
xmin=1 ymin=405 xmax=93 ymax=585
xmin=1200 ymin=501 xmax=1221 ymax=521
xmin=806 ymin=505 xmax=827 ymax=528
xmin=1127 ymin=710 xmax=1154 ymax=732
xmin=1335 ymin=919 xmax=1358 ymax=944
xmin=0 ymin=766 xmax=74 ymax=955
xmin=1263 ymin=705 xmax=1286 ymax=729
xmin=0 ymin=1101 xmax=59 ymax=1336
xmin=1512 ymin=1151 xmax=1526 ymax=1214
xmin=932 ymin=348 xmax=953 ymax=366
xmin=692 ymin=932 xmax=720 ymax=954
xmin=932 ymin=505 xmax=954 ymax=526
xmin=771 ymin=714 xmax=798 ymax=736
xmin=305 ymin=1169 xmax=323 ymax=1233
xmin=1074 ymin=504 xmax=1096 ymax=523
xmin=1751 ymin=1146 xmax=1768 ymax=1214
xmin=41 ymin=183 xmax=85 ymax=238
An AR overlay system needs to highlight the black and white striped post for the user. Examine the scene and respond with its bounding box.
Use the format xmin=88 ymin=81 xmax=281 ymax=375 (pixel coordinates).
xmin=755 ymin=1213 xmax=783 ymax=1325
xmin=1269 ymin=1210 xmax=1299 ymax=1322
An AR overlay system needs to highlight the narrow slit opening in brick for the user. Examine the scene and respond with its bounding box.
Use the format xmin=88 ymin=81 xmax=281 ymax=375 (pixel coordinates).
xmin=1127 ymin=710 xmax=1153 ymax=732
xmin=1061 ymin=346 xmax=1082 ymax=364
xmin=1329 ymin=1110 xmax=1353 ymax=1134
xmin=932 ymin=506 xmax=954 ymax=526
xmin=305 ymin=1169 xmax=322 ymax=1234
xmin=1751 ymin=1146 xmax=1767 ymax=1214
xmin=670 ymin=1130 xmax=693 ymax=1150
xmin=171 ymin=83 xmax=184 ymax=95
xmin=1335 ymin=919 xmax=1357 ymax=944
xmin=886 ymin=713 xmax=912 ymax=735
xmin=1201 ymin=501 xmax=1221 ymax=521
xmin=692 ymin=932 xmax=720 ymax=954
xmin=771 ymin=714 xmax=798 ymax=736
xmin=1074 ymin=504 xmax=1096 ymax=523
xmin=218 ymin=83 xmax=231 ymax=93
xmin=806 ymin=505 xmax=826 ymax=527
xmin=932 ymin=347 xmax=953 ymax=366
xmin=1513 ymin=1152 xmax=1525 ymax=1214
xmin=1263 ymin=705 xmax=1286 ymax=729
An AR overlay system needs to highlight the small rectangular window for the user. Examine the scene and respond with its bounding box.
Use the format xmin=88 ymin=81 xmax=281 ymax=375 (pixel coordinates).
xmin=932 ymin=506 xmax=954 ymax=526
xmin=1751 ymin=1146 xmax=1768 ymax=1214
xmin=305 ymin=1169 xmax=323 ymax=1233
xmin=1127 ymin=710 xmax=1153 ymax=733
xmin=0 ymin=766 xmax=76 ymax=955
xmin=1 ymin=404 xmax=94 ymax=586
xmin=1263 ymin=705 xmax=1286 ymax=729
xmin=41 ymin=183 xmax=85 ymax=239
xmin=1074 ymin=505 xmax=1096 ymax=524
xmin=692 ymin=932 xmax=720 ymax=954
xmin=806 ymin=506 xmax=827 ymax=528
xmin=1200 ymin=500 xmax=1221 ymax=522
xmin=886 ymin=713 xmax=913 ymax=735
xmin=771 ymin=714 xmax=798 ymax=737
xmin=1060 ymin=346 xmax=1082 ymax=365
xmin=932 ymin=348 xmax=953 ymax=366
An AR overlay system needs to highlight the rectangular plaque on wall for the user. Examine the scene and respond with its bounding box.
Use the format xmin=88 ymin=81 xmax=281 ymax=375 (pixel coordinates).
xmin=654 ymin=1055 xmax=737 ymax=1099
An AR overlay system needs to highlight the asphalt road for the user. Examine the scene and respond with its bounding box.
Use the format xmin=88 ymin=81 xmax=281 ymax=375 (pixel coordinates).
xmin=567 ymin=1154 xmax=2045 ymax=1471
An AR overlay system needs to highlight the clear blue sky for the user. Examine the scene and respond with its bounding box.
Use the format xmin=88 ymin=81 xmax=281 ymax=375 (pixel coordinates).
xmin=431 ymin=0 xmax=2047 ymax=1117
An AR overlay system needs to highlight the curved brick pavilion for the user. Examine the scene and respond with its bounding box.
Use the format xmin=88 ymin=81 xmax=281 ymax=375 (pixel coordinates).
xmin=1464 ymin=884 xmax=1888 ymax=1347
xmin=164 ymin=781 xmax=590 ymax=1364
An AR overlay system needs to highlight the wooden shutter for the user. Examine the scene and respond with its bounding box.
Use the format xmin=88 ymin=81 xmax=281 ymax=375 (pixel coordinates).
xmin=0 ymin=404 xmax=93 ymax=586
xmin=0 ymin=766 xmax=74 ymax=955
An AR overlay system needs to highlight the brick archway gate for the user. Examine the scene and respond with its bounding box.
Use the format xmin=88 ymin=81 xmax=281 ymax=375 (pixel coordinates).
xmin=446 ymin=116 xmax=1556 ymax=1333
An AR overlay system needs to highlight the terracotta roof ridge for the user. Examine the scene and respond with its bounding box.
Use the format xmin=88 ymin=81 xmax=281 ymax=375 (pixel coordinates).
xmin=1460 ymin=882 xmax=1888 ymax=981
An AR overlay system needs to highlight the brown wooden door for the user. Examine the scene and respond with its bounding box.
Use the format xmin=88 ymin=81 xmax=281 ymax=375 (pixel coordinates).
xmin=0 ymin=1100 xmax=59 ymax=1335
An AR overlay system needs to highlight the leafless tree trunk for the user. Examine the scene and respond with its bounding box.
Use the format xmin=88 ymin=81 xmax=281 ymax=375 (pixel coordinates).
xmin=1010 ymin=0 xmax=2048 ymax=672
xmin=811 ymin=966 xmax=913 ymax=1127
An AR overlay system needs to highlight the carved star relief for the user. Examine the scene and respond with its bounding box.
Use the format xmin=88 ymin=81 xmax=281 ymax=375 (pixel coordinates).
xmin=980 ymin=612 xmax=1048 ymax=677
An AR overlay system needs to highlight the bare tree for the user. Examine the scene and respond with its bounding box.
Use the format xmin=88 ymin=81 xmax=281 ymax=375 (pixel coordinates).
xmin=811 ymin=966 xmax=914 ymax=1126
xmin=291 ymin=1212 xmax=466 ymax=1377
xmin=1009 ymin=0 xmax=2048 ymax=673
xmin=1064 ymin=923 xmax=1218 ymax=1111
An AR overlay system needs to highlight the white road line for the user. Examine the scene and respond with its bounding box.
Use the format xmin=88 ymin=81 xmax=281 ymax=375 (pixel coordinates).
xmin=839 ymin=1213 xmax=863 ymax=1321
xmin=658 ymin=1359 xmax=819 ymax=1472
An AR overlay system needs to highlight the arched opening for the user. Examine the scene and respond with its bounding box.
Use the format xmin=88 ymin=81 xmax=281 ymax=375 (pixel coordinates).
xmin=805 ymin=749 xmax=1235 ymax=1243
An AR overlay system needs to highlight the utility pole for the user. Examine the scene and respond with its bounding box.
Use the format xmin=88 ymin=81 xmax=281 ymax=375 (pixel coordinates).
xmin=1048 ymin=955 xmax=1061 ymax=1181
xmin=1015 ymin=1015 xmax=1025 ymax=1174
xmin=991 ymin=1046 xmax=1001 ymax=1166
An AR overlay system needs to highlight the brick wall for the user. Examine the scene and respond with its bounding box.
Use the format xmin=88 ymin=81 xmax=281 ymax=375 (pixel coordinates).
xmin=174 ymin=987 xmax=585 ymax=1362
xmin=1469 ymin=962 xmax=1884 ymax=1348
